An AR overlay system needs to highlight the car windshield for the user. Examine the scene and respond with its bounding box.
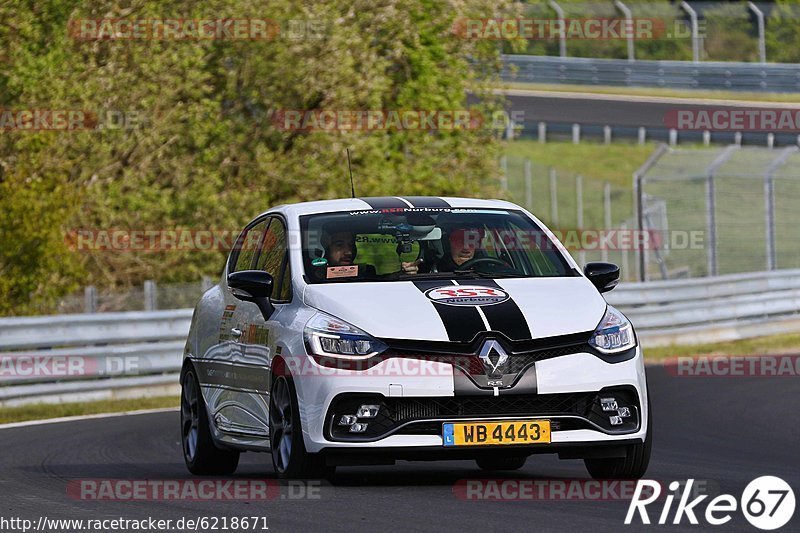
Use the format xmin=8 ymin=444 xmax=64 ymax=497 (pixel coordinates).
xmin=300 ymin=207 xmax=577 ymax=283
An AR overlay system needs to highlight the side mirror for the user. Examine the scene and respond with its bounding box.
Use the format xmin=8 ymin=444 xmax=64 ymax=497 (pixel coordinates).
xmin=227 ymin=270 xmax=274 ymax=318
xmin=584 ymin=262 xmax=620 ymax=293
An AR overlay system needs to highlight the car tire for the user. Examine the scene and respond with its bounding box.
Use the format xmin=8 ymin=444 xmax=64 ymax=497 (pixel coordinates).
xmin=475 ymin=456 xmax=527 ymax=471
xmin=584 ymin=395 xmax=652 ymax=480
xmin=269 ymin=375 xmax=335 ymax=480
xmin=181 ymin=366 xmax=240 ymax=475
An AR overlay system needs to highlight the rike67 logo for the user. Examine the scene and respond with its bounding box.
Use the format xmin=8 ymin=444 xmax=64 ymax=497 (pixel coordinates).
xmin=626 ymin=477 xmax=795 ymax=530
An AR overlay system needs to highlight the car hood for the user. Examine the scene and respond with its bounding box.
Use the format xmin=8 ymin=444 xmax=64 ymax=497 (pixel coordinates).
xmin=302 ymin=277 xmax=607 ymax=343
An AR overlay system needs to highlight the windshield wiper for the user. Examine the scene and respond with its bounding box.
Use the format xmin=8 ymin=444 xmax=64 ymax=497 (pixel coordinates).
xmin=452 ymin=269 xmax=523 ymax=279
xmin=384 ymin=271 xmax=481 ymax=281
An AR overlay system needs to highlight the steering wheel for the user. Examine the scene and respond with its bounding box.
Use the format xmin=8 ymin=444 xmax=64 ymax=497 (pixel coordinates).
xmin=456 ymin=256 xmax=512 ymax=271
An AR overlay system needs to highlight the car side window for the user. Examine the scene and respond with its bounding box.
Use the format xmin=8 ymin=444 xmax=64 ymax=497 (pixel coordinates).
xmin=255 ymin=217 xmax=291 ymax=302
xmin=231 ymin=218 xmax=270 ymax=272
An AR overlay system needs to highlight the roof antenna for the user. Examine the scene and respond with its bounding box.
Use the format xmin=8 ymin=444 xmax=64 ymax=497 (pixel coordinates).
xmin=346 ymin=148 xmax=356 ymax=198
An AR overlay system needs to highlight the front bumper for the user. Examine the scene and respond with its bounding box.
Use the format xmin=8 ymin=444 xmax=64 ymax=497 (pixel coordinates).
xmin=292 ymin=345 xmax=649 ymax=454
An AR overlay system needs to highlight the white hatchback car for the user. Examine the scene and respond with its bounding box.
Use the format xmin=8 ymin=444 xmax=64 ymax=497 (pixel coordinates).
xmin=181 ymin=196 xmax=651 ymax=479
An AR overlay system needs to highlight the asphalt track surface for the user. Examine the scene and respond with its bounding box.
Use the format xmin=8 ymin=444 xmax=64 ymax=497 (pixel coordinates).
xmin=2 ymin=365 xmax=798 ymax=533
xmin=503 ymin=91 xmax=795 ymax=128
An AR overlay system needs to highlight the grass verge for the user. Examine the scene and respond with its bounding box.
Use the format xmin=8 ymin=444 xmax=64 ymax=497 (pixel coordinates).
xmin=501 ymin=82 xmax=800 ymax=104
xmin=504 ymin=139 xmax=654 ymax=188
xmin=644 ymin=333 xmax=800 ymax=361
xmin=0 ymin=395 xmax=179 ymax=425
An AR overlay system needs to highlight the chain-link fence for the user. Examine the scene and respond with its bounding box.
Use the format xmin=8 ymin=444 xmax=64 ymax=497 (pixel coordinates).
xmin=502 ymin=154 xmax=637 ymax=280
xmin=636 ymin=144 xmax=800 ymax=281
xmin=53 ymin=278 xmax=214 ymax=314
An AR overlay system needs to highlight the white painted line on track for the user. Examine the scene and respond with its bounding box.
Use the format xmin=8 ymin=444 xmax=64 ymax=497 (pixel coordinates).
xmin=0 ymin=407 xmax=178 ymax=430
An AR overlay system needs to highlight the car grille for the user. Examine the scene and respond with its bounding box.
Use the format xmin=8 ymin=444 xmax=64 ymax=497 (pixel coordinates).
xmin=388 ymin=392 xmax=594 ymax=420
xmin=326 ymin=387 xmax=640 ymax=441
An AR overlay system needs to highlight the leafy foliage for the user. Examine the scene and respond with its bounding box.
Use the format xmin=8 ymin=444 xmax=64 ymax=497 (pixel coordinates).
xmin=0 ymin=0 xmax=513 ymax=315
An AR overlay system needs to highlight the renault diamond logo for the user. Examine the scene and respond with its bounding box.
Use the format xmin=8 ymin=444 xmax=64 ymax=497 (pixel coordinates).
xmin=479 ymin=340 xmax=508 ymax=378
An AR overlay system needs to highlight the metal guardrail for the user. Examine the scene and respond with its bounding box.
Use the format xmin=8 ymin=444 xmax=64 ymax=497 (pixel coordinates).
xmin=0 ymin=310 xmax=192 ymax=406
xmin=502 ymin=55 xmax=800 ymax=93
xmin=606 ymin=269 xmax=800 ymax=345
xmin=1 ymin=270 xmax=799 ymax=405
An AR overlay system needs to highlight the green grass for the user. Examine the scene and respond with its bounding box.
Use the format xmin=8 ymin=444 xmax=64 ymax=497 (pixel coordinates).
xmin=502 ymin=82 xmax=800 ymax=104
xmin=644 ymin=333 xmax=800 ymax=361
xmin=504 ymin=139 xmax=654 ymax=188
xmin=0 ymin=395 xmax=178 ymax=424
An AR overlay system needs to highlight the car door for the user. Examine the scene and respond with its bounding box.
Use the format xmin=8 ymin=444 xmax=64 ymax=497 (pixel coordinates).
xmin=207 ymin=216 xmax=271 ymax=436
xmin=224 ymin=215 xmax=292 ymax=438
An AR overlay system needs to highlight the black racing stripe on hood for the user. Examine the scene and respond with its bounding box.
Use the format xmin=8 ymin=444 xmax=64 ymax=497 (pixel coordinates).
xmin=463 ymin=279 xmax=533 ymax=341
xmin=412 ymin=280 xmax=486 ymax=343
xmin=358 ymin=196 xmax=409 ymax=209
xmin=401 ymin=196 xmax=450 ymax=208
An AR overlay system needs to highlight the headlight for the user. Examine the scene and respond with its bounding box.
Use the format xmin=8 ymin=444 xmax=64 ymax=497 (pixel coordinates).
xmin=304 ymin=312 xmax=388 ymax=359
xmin=589 ymin=306 xmax=636 ymax=354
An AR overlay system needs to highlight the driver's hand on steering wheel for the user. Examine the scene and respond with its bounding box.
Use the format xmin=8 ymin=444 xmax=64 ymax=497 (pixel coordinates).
xmin=401 ymin=259 xmax=422 ymax=274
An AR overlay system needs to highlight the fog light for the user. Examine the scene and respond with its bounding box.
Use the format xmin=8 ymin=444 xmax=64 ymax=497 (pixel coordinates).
xmin=357 ymin=404 xmax=380 ymax=418
xmin=609 ymin=415 xmax=623 ymax=426
xmin=600 ymin=397 xmax=618 ymax=411
xmin=338 ymin=415 xmax=357 ymax=426
xmin=349 ymin=423 xmax=368 ymax=433
xmin=617 ymin=407 xmax=631 ymax=418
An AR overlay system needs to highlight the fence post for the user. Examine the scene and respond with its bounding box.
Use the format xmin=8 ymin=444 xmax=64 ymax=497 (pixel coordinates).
xmin=765 ymin=173 xmax=776 ymax=271
xmin=548 ymin=0 xmax=567 ymax=58
xmin=576 ymin=175 xmax=585 ymax=267
xmin=603 ymin=125 xmax=612 ymax=145
xmin=704 ymin=145 xmax=739 ymax=277
xmin=144 ymin=280 xmax=157 ymax=311
xmin=84 ymin=286 xmax=97 ymax=314
xmin=549 ymin=168 xmax=559 ymax=227
xmin=669 ymin=129 xmax=678 ymax=146
xmin=602 ymin=182 xmax=612 ymax=263
xmin=620 ymin=222 xmax=629 ymax=280
xmin=524 ymin=159 xmax=533 ymax=210
xmin=615 ymin=0 xmax=635 ymax=61
xmin=703 ymin=130 xmax=711 ymax=146
xmin=767 ymin=133 xmax=775 ymax=149
xmin=680 ymin=1 xmax=701 ymax=62
xmin=748 ymin=2 xmax=767 ymax=64
xmin=572 ymin=124 xmax=580 ymax=144
xmin=499 ymin=155 xmax=508 ymax=193
xmin=538 ymin=121 xmax=547 ymax=144
xmin=706 ymin=175 xmax=717 ymax=277
xmin=638 ymin=127 xmax=646 ymax=145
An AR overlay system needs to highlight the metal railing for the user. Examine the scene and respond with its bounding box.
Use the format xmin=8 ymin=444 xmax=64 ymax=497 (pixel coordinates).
xmin=502 ymin=55 xmax=800 ymax=93
xmin=2 ymin=269 xmax=799 ymax=405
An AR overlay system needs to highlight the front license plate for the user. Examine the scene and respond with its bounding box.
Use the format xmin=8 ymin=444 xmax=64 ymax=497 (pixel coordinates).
xmin=442 ymin=420 xmax=551 ymax=447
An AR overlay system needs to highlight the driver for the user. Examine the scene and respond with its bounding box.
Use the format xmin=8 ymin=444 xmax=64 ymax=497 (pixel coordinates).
xmin=437 ymin=227 xmax=485 ymax=271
